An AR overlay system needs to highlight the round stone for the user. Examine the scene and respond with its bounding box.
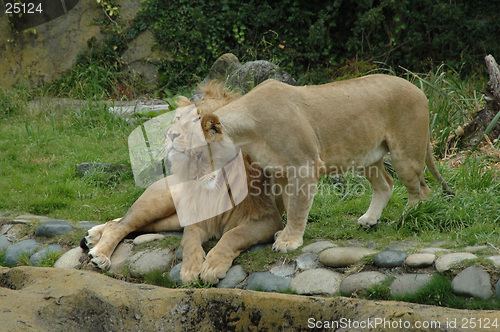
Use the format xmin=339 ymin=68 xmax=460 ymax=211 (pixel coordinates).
xmin=169 ymin=263 xmax=182 ymax=284
xmin=109 ymin=243 xmax=134 ymax=274
xmin=29 ymin=244 xmax=63 ymax=266
xmin=374 ymin=250 xmax=408 ymax=268
xmin=133 ymin=233 xmax=165 ymax=245
xmin=434 ymin=253 xmax=477 ymax=272
xmin=451 ymin=266 xmax=493 ymax=300
xmin=0 ymin=235 xmax=11 ymax=251
xmin=291 ymin=268 xmax=342 ymax=295
xmin=319 ymin=247 xmax=376 ymax=268
xmin=340 ymin=271 xmax=389 ymax=296
xmin=128 ymin=248 xmax=174 ymax=276
xmin=245 ymin=272 xmax=291 ymax=292
xmin=390 ymin=273 xmax=433 ymax=296
xmin=270 ymin=261 xmax=297 ymax=277
xmin=495 ymin=278 xmax=500 ymax=300
xmin=4 ymin=239 xmax=41 ymax=266
xmin=404 ymin=253 xmax=436 ymax=268
xmin=486 ymin=256 xmax=500 ymax=268
xmin=218 ymin=265 xmax=247 ymax=289
xmin=35 ymin=221 xmax=73 ymax=237
xmin=301 ymin=241 xmax=336 ymax=254
xmin=54 ymin=247 xmax=85 ymax=269
xmin=296 ymin=252 xmax=321 ymax=271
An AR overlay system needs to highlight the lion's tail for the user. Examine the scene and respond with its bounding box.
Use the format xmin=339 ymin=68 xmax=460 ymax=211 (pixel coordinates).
xmin=425 ymin=141 xmax=455 ymax=196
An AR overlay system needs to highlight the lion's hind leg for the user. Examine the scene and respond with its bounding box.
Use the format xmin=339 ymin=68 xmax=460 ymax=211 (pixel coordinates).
xmin=357 ymin=159 xmax=394 ymax=228
xmin=81 ymin=222 xmax=110 ymax=249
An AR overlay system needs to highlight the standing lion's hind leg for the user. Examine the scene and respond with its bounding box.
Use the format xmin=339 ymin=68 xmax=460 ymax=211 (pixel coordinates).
xmin=357 ymin=160 xmax=393 ymax=228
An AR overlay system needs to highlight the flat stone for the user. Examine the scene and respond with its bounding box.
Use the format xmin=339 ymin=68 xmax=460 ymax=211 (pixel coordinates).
xmin=291 ymin=268 xmax=342 ymax=295
xmin=128 ymin=248 xmax=174 ymax=276
xmin=0 ymin=235 xmax=11 ymax=250
xmin=133 ymin=233 xmax=165 ymax=246
xmin=15 ymin=214 xmax=46 ymax=220
xmin=169 ymin=263 xmax=182 ymax=284
xmin=217 ymin=265 xmax=247 ymax=289
xmin=29 ymin=244 xmax=63 ymax=266
xmin=175 ymin=246 xmax=183 ymax=261
xmin=374 ymin=250 xmax=408 ymax=268
xmin=404 ymin=253 xmax=436 ymax=268
xmin=435 ymin=253 xmax=477 ymax=272
xmin=54 ymin=247 xmax=84 ymax=269
xmin=109 ymin=243 xmax=134 ymax=274
xmin=78 ymin=221 xmax=101 ymax=229
xmin=296 ymin=253 xmax=321 ymax=271
xmin=419 ymin=247 xmax=451 ymax=254
xmin=486 ymin=256 xmax=500 ymax=268
xmin=162 ymin=232 xmax=183 ymax=238
xmin=463 ymin=245 xmax=489 ymax=252
xmin=451 ymin=266 xmax=493 ymax=300
xmin=301 ymin=241 xmax=336 ymax=254
xmin=390 ymin=274 xmax=433 ymax=296
xmin=319 ymin=247 xmax=376 ymax=268
xmin=35 ymin=220 xmax=73 ymax=237
xmin=245 ymin=272 xmax=291 ymax=292
xmin=386 ymin=244 xmax=415 ymax=250
xmin=0 ymin=224 xmax=13 ymax=236
xmin=4 ymin=239 xmax=41 ymax=266
xmin=340 ymin=271 xmax=389 ymax=296
xmin=270 ymin=261 xmax=297 ymax=277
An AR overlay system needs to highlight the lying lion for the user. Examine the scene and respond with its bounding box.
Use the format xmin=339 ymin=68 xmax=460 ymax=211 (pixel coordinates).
xmin=194 ymin=74 xmax=454 ymax=253
xmin=82 ymin=82 xmax=283 ymax=284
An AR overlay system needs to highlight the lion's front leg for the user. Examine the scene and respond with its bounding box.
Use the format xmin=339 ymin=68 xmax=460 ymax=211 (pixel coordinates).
xmin=201 ymin=213 xmax=283 ymax=284
xmin=83 ymin=223 xmax=108 ymax=249
xmin=180 ymin=225 xmax=209 ymax=284
xmin=272 ymin=176 xmax=317 ymax=253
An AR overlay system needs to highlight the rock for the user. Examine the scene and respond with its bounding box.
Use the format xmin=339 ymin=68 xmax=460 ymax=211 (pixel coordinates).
xmin=227 ymin=60 xmax=297 ymax=92
xmin=248 ymin=243 xmax=267 ymax=252
xmin=419 ymin=247 xmax=451 ymax=254
xmin=168 ymin=263 xmax=182 ymax=284
xmin=217 ymin=265 xmax=247 ymax=289
xmin=270 ymin=261 xmax=297 ymax=277
xmin=205 ymin=53 xmax=242 ymax=83
xmin=434 ymin=253 xmax=477 ymax=272
xmin=319 ymin=247 xmax=376 ymax=268
xmin=374 ymin=250 xmax=408 ymax=268
xmin=29 ymin=244 xmax=63 ymax=266
xmin=340 ymin=272 xmax=389 ymax=296
xmin=245 ymin=272 xmax=291 ymax=292
xmin=35 ymin=220 xmax=73 ymax=237
xmin=14 ymin=214 xmax=46 ymax=220
xmin=0 ymin=235 xmax=11 ymax=250
xmin=162 ymin=232 xmax=183 ymax=239
xmin=175 ymin=246 xmax=183 ymax=261
xmin=4 ymin=239 xmax=41 ymax=266
xmin=2 ymin=266 xmax=498 ymax=331
xmin=386 ymin=244 xmax=415 ymax=250
xmin=486 ymin=255 xmax=500 ymax=268
xmin=296 ymin=253 xmax=322 ymax=271
xmin=133 ymin=234 xmax=165 ymax=246
xmin=464 ymin=245 xmax=489 ymax=252
xmin=404 ymin=253 xmax=436 ymax=268
xmin=0 ymin=224 xmax=13 ymax=236
xmin=78 ymin=221 xmax=101 ymax=229
xmin=291 ymin=268 xmax=342 ymax=295
xmin=390 ymin=274 xmax=433 ymax=296
xmin=301 ymin=241 xmax=336 ymax=254
xmin=54 ymin=247 xmax=85 ymax=269
xmin=109 ymin=243 xmax=134 ymax=274
xmin=75 ymin=163 xmax=129 ymax=176
xmin=451 ymin=266 xmax=493 ymax=300
xmin=128 ymin=248 xmax=174 ymax=276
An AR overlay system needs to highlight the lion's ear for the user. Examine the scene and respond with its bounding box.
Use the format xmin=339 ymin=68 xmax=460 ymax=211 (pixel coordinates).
xmin=201 ymin=114 xmax=223 ymax=141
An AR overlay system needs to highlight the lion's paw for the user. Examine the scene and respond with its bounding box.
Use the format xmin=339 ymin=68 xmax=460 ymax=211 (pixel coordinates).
xmin=180 ymin=264 xmax=202 ymax=284
xmin=200 ymin=254 xmax=231 ymax=285
xmin=272 ymin=230 xmax=303 ymax=253
xmin=88 ymin=248 xmax=111 ymax=270
xmin=84 ymin=224 xmax=106 ymax=249
xmin=357 ymin=214 xmax=378 ymax=228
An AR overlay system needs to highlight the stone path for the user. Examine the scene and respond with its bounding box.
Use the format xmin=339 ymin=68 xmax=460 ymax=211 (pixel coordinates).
xmin=1 ymin=213 xmax=500 ymax=302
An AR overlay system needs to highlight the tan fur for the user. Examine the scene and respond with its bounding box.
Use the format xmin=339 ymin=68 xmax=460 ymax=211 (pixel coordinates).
xmin=83 ymin=84 xmax=284 ymax=284
xmin=197 ymin=74 xmax=453 ymax=253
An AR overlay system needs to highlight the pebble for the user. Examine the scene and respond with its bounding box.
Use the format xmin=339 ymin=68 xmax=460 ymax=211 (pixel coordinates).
xmin=218 ymin=265 xmax=247 ymax=289
xmin=175 ymin=246 xmax=183 ymax=260
xmin=486 ymin=255 xmax=500 ymax=268
xmin=340 ymin=271 xmax=389 ymax=296
xmin=404 ymin=253 xmax=436 ymax=268
xmin=54 ymin=247 xmax=84 ymax=269
xmin=29 ymin=244 xmax=63 ymax=266
xmin=270 ymin=261 xmax=297 ymax=277
xmin=4 ymin=239 xmax=41 ymax=266
xmin=133 ymin=233 xmax=165 ymax=245
xmin=168 ymin=263 xmax=182 ymax=284
xmin=419 ymin=247 xmax=450 ymax=254
xmin=374 ymin=250 xmax=408 ymax=268
xmin=463 ymin=245 xmax=489 ymax=252
xmin=451 ymin=266 xmax=493 ymax=300
xmin=34 ymin=220 xmax=73 ymax=237
xmin=434 ymin=253 xmax=477 ymax=272
xmin=128 ymin=248 xmax=174 ymax=276
xmin=0 ymin=235 xmax=11 ymax=250
xmin=296 ymin=252 xmax=321 ymax=271
xmin=245 ymin=272 xmax=291 ymax=292
xmin=319 ymin=247 xmax=376 ymax=267
xmin=301 ymin=241 xmax=336 ymax=254
xmin=291 ymin=268 xmax=342 ymax=295
xmin=109 ymin=242 xmax=134 ymax=274
xmin=390 ymin=274 xmax=433 ymax=296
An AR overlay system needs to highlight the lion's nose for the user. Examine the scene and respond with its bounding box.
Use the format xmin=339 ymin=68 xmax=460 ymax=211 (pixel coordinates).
xmin=168 ymin=132 xmax=180 ymax=141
